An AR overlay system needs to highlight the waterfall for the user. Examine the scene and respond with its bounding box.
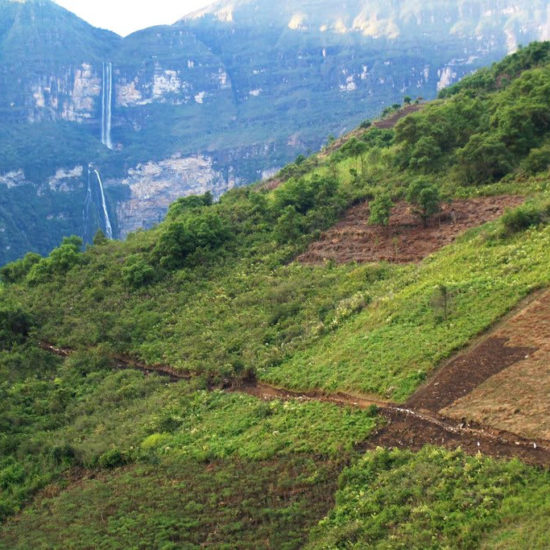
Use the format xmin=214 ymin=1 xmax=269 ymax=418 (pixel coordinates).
xmin=93 ymin=168 xmax=113 ymax=239
xmin=101 ymin=62 xmax=113 ymax=149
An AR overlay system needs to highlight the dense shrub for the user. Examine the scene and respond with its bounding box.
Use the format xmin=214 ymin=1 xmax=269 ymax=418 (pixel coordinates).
xmin=0 ymin=252 xmax=41 ymax=284
xmin=26 ymin=236 xmax=84 ymax=285
xmin=0 ymin=307 xmax=33 ymax=347
xmin=406 ymin=179 xmax=441 ymax=226
xmin=122 ymin=255 xmax=155 ymax=288
xmin=500 ymin=201 xmax=550 ymax=235
xmin=153 ymin=210 xmax=230 ymax=270
xmin=166 ymin=192 xmax=213 ymax=221
xmin=521 ymin=144 xmax=550 ymax=174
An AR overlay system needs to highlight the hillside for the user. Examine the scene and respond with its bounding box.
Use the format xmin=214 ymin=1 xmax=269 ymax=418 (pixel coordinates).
xmin=2 ymin=0 xmax=550 ymax=264
xmin=3 ymin=42 xmax=550 ymax=547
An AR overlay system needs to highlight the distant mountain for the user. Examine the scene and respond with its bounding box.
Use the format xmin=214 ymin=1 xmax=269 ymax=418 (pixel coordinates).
xmin=0 ymin=0 xmax=550 ymax=263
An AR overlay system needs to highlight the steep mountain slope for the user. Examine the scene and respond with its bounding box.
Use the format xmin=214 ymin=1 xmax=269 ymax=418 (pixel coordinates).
xmin=2 ymin=0 xmax=550 ymax=264
xmin=2 ymin=44 xmax=550 ymax=547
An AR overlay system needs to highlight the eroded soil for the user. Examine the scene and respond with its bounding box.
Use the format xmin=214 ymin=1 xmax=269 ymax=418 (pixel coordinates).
xmin=443 ymin=290 xmax=550 ymax=440
xmin=298 ymin=196 xmax=524 ymax=265
xmin=406 ymin=337 xmax=535 ymax=413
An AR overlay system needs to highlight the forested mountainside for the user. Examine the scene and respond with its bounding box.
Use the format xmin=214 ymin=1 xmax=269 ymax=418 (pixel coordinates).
xmin=2 ymin=42 xmax=550 ymax=548
xmin=1 ymin=0 xmax=550 ymax=263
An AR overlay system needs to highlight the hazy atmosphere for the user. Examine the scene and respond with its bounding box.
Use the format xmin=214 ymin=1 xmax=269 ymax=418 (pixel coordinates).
xmin=54 ymin=0 xmax=212 ymax=35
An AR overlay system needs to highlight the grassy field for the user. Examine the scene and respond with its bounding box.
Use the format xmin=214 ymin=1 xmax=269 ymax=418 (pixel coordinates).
xmin=307 ymin=447 xmax=550 ymax=550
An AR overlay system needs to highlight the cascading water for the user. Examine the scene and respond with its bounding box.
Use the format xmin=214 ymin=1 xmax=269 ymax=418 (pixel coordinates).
xmin=92 ymin=168 xmax=113 ymax=239
xmin=101 ymin=62 xmax=113 ymax=150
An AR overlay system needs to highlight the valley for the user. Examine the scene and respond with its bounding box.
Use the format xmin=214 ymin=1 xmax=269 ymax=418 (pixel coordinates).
xmin=2 ymin=0 xmax=550 ymax=262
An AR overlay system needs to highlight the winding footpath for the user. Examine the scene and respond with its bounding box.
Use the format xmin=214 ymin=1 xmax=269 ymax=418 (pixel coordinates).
xmin=40 ymin=308 xmax=550 ymax=468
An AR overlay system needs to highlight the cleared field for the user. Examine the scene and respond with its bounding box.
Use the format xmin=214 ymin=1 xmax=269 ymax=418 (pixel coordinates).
xmin=443 ymin=290 xmax=550 ymax=440
xmin=297 ymin=196 xmax=523 ymax=265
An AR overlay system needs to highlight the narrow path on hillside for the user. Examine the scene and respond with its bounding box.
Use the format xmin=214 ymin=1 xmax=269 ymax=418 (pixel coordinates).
xmin=40 ymin=298 xmax=550 ymax=469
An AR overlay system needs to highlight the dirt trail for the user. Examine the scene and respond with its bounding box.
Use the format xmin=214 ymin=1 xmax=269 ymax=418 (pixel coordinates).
xmin=246 ymin=382 xmax=550 ymax=467
xmin=40 ymin=284 xmax=550 ymax=469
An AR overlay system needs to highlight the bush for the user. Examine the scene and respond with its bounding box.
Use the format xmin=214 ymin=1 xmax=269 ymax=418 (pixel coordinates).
xmin=153 ymin=210 xmax=230 ymax=270
xmin=500 ymin=202 xmax=550 ymax=235
xmin=26 ymin=236 xmax=84 ymax=285
xmin=0 ymin=306 xmax=33 ymax=347
xmin=369 ymin=193 xmax=393 ymax=227
xmin=406 ymin=180 xmax=441 ymax=226
xmin=97 ymin=449 xmax=126 ymax=469
xmin=166 ymin=192 xmax=213 ymax=221
xmin=122 ymin=255 xmax=155 ymax=288
xmin=0 ymin=252 xmax=42 ymax=284
xmin=521 ymin=144 xmax=550 ymax=174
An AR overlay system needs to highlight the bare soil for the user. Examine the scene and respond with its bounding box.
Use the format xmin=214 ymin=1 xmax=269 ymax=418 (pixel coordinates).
xmin=363 ymin=409 xmax=550 ymax=468
xmin=406 ymin=337 xmax=535 ymax=413
xmin=298 ymin=195 xmax=524 ymax=265
xmin=443 ymin=290 xmax=550 ymax=440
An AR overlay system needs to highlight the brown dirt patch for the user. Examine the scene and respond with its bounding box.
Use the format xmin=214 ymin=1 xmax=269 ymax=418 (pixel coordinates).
xmin=364 ymin=409 xmax=550 ymax=468
xmin=297 ymin=195 xmax=524 ymax=265
xmin=443 ymin=290 xmax=550 ymax=440
xmin=406 ymin=337 xmax=535 ymax=413
xmin=372 ymin=103 xmax=423 ymax=129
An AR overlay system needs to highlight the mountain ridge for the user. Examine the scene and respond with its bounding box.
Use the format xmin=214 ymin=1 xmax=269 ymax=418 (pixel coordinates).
xmin=1 ymin=0 xmax=550 ymax=265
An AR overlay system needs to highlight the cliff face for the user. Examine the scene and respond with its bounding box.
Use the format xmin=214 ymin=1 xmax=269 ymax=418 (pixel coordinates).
xmin=113 ymin=155 xmax=238 ymax=239
xmin=1 ymin=0 xmax=550 ymax=263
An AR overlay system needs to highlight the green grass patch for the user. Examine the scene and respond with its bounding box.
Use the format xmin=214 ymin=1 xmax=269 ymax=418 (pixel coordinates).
xmin=307 ymin=447 xmax=550 ymax=550
xmin=1 ymin=455 xmax=342 ymax=550
xmin=265 ymin=222 xmax=550 ymax=400
xmin=0 ymin=345 xmax=377 ymax=522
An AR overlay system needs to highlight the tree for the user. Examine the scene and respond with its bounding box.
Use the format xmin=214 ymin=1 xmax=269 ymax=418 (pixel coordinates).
xmin=341 ymin=137 xmax=368 ymax=178
xmin=406 ymin=180 xmax=441 ymax=227
xmin=369 ymin=193 xmax=393 ymax=228
xmin=456 ymin=133 xmax=512 ymax=184
xmin=409 ymin=136 xmax=442 ymax=173
xmin=403 ymin=95 xmax=412 ymax=105
xmin=274 ymin=206 xmax=304 ymax=244
xmin=0 ymin=252 xmax=41 ymax=284
xmin=122 ymin=255 xmax=155 ymax=288
xmin=93 ymin=229 xmax=108 ymax=245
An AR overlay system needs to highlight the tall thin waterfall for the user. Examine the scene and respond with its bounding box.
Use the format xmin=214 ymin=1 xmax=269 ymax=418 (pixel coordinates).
xmin=93 ymin=168 xmax=113 ymax=239
xmin=101 ymin=62 xmax=113 ymax=149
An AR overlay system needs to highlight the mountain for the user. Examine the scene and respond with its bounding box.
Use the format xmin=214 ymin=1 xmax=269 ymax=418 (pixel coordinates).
xmin=1 ymin=0 xmax=550 ymax=263
xmin=2 ymin=42 xmax=550 ymax=547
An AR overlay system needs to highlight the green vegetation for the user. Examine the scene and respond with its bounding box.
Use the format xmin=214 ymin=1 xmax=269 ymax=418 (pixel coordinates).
xmin=3 ymin=43 xmax=550 ymax=547
xmin=1 ymin=456 xmax=343 ymax=550
xmin=307 ymin=447 xmax=550 ymax=549
xmin=369 ymin=192 xmax=393 ymax=227
xmin=0 ymin=342 xmax=376 ymax=526
xmin=266 ymin=219 xmax=550 ymax=400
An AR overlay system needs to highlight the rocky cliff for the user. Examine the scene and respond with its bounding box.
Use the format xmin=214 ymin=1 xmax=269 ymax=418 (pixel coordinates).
xmin=1 ymin=0 xmax=550 ymax=263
